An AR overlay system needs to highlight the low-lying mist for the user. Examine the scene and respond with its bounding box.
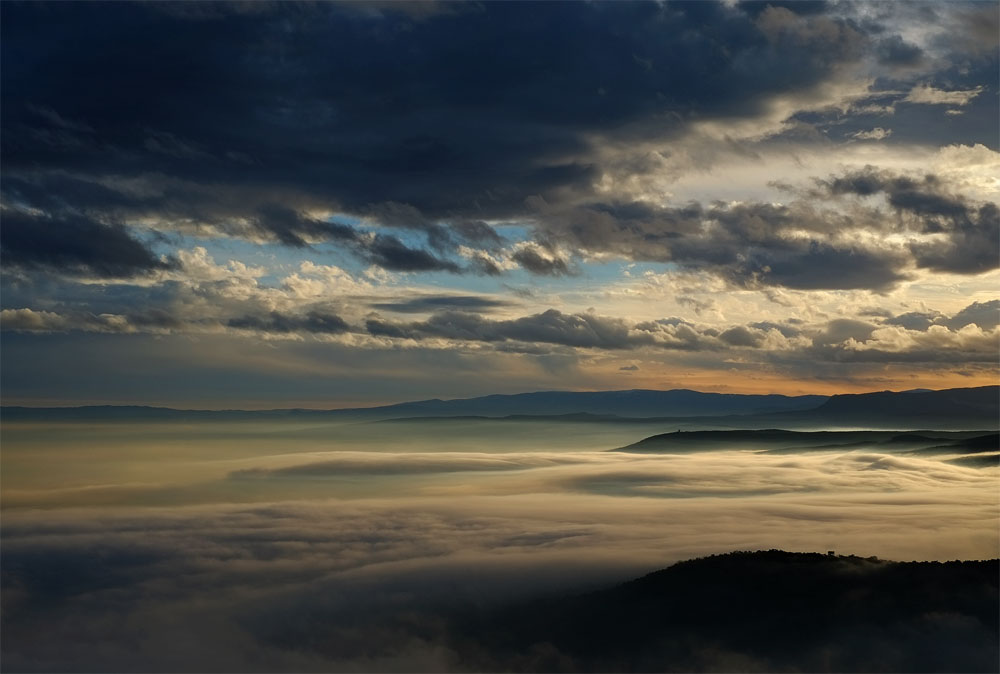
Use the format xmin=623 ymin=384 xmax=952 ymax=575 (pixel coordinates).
xmin=2 ymin=417 xmax=997 ymax=671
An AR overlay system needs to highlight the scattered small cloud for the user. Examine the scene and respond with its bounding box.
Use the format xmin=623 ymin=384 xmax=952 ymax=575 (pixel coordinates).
xmin=903 ymin=84 xmax=984 ymax=107
xmin=850 ymin=127 xmax=892 ymax=141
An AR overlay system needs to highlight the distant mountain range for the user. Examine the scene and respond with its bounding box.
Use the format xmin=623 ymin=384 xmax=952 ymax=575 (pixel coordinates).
xmin=3 ymin=385 xmax=997 ymax=428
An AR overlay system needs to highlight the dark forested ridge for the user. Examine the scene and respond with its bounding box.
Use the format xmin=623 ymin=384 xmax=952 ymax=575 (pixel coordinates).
xmin=451 ymin=550 xmax=1000 ymax=672
xmin=617 ymin=429 xmax=999 ymax=457
xmin=808 ymin=386 xmax=999 ymax=421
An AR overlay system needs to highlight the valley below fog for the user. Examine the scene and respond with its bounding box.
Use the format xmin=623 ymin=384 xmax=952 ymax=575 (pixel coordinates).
xmin=2 ymin=415 xmax=996 ymax=671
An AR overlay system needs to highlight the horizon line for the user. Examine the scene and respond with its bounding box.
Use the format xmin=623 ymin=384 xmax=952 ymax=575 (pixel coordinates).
xmin=2 ymin=384 xmax=995 ymax=413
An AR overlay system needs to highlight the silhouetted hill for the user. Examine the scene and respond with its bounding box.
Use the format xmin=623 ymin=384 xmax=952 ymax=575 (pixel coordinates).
xmin=617 ymin=429 xmax=996 ymax=457
xmin=352 ymin=389 xmax=828 ymax=419
xmin=453 ymin=550 xmax=999 ymax=672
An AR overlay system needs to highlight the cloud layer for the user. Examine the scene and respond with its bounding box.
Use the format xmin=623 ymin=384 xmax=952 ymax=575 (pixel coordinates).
xmin=3 ymin=417 xmax=997 ymax=671
xmin=1 ymin=0 xmax=997 ymax=402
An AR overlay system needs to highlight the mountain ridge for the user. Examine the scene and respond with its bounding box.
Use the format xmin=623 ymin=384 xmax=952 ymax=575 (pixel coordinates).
xmin=2 ymin=388 xmax=827 ymax=419
xmin=2 ymin=386 xmax=996 ymax=426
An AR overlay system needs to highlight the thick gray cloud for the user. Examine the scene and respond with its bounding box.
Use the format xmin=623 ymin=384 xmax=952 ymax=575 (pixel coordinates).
xmin=366 ymin=309 xmax=724 ymax=352
xmin=821 ymin=168 xmax=1000 ymax=274
xmin=528 ymin=165 xmax=998 ymax=289
xmin=367 ymin=310 xmax=639 ymax=350
xmin=5 ymin=298 xmax=996 ymax=382
xmin=529 ymin=198 xmax=913 ymax=290
xmin=228 ymin=311 xmax=350 ymax=335
xmin=882 ymin=301 xmax=999 ymax=333
xmin=749 ymin=321 xmax=802 ymax=338
xmin=0 ymin=0 xmax=996 ymax=402
xmin=253 ymin=203 xmax=359 ymax=248
xmin=719 ymin=326 xmax=764 ymax=348
xmin=371 ymin=295 xmax=513 ymax=314
xmin=1 ymin=2 xmax=995 ymax=288
xmin=812 ymin=319 xmax=878 ymax=347
xmin=0 ymin=308 xmax=186 ymax=334
xmin=1 ymin=2 xmax=874 ymax=217
xmin=0 ymin=208 xmax=176 ymax=278
xmin=510 ymin=248 xmax=572 ymax=277
xmin=945 ymin=300 xmax=1000 ymax=331
xmin=884 ymin=311 xmax=943 ymax=331
xmin=0 ymin=0 xmax=932 ymax=284
xmin=364 ymin=233 xmax=462 ymax=273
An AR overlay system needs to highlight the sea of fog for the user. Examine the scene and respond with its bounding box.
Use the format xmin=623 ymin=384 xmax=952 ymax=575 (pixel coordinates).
xmin=2 ymin=418 xmax=997 ymax=671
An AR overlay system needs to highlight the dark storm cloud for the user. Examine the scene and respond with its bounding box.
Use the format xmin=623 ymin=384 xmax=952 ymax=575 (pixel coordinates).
xmin=910 ymin=203 xmax=999 ymax=275
xmin=811 ymin=319 xmax=877 ymax=347
xmin=531 ymin=198 xmax=913 ymax=291
xmin=806 ymin=343 xmax=999 ymax=365
xmin=451 ymin=220 xmax=505 ymax=249
xmin=1 ymin=305 xmax=203 ymax=334
xmin=529 ymin=163 xmax=999 ymax=289
xmin=883 ymin=300 xmax=1000 ymax=332
xmin=510 ymin=248 xmax=571 ymax=277
xmin=365 ymin=310 xmax=637 ymax=350
xmin=371 ymin=295 xmax=513 ymax=314
xmin=253 ymin=204 xmax=358 ymax=248
xmin=364 ymin=201 xmax=455 ymax=252
xmin=737 ymin=1 xmax=831 ymax=19
xmin=821 ymin=167 xmax=1000 ymax=274
xmin=1 ymin=1 xmax=874 ymax=249
xmin=875 ymin=35 xmax=924 ymax=67
xmin=367 ymin=310 xmax=639 ymax=350
xmin=348 ymin=299 xmax=997 ymax=369
xmin=945 ymin=300 xmax=1000 ymax=331
xmin=363 ymin=233 xmax=462 ymax=273
xmin=5 ymin=2 xmax=993 ymax=291
xmin=227 ymin=311 xmax=350 ymax=335
xmin=251 ymin=203 xmax=465 ymax=271
xmin=232 ymin=204 xmax=464 ymax=273
xmin=826 ymin=168 xmax=971 ymax=219
xmin=884 ymin=311 xmax=942 ymax=332
xmin=6 ymin=298 xmax=995 ymax=378
xmin=366 ymin=309 xmax=733 ymax=352
xmin=784 ymin=0 xmax=997 ymax=148
xmin=719 ymin=326 xmax=763 ymax=348
xmin=878 ymin=300 xmax=1000 ymax=335
xmin=1 ymin=167 xmax=461 ymax=273
xmin=723 ymin=242 xmax=908 ymax=291
xmin=749 ymin=321 xmax=802 ymax=338
xmin=0 ymin=208 xmax=175 ymax=278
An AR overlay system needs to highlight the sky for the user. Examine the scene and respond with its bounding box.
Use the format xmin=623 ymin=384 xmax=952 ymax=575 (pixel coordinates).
xmin=2 ymin=0 xmax=998 ymax=407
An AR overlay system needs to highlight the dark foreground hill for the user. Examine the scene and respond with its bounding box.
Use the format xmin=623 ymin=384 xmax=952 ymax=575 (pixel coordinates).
xmin=451 ymin=550 xmax=999 ymax=672
xmin=617 ymin=429 xmax=999 ymax=462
